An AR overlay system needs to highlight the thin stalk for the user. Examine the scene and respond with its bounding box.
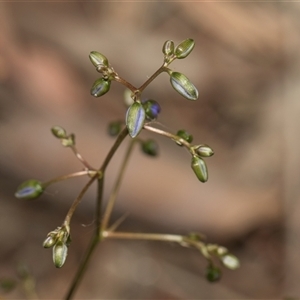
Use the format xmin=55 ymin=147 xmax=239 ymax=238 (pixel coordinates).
xmin=113 ymin=75 xmax=137 ymax=92
xmin=103 ymin=231 xmax=184 ymax=243
xmin=144 ymin=124 xmax=192 ymax=149
xmin=101 ymin=139 xmax=136 ymax=232
xmin=138 ymin=65 xmax=167 ymax=93
xmin=64 ymin=234 xmax=98 ymax=300
xmin=100 ymin=126 xmax=128 ymax=172
xmin=70 ymin=145 xmax=94 ymax=170
xmin=96 ymin=176 xmax=104 ymax=237
xmin=42 ymin=170 xmax=96 ymax=188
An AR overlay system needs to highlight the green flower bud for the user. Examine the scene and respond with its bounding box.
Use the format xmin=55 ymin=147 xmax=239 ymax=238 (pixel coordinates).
xmin=91 ymin=78 xmax=111 ymax=97
xmin=170 ymin=72 xmax=198 ymax=101
xmin=51 ymin=126 xmax=67 ymax=139
xmin=191 ymin=155 xmax=208 ymax=183
xmin=187 ymin=232 xmax=203 ymax=242
xmin=61 ymin=133 xmax=75 ymax=147
xmin=89 ymin=51 xmax=109 ymax=68
xmin=221 ymin=254 xmax=240 ymax=270
xmin=108 ymin=121 xmax=122 ymax=137
xmin=206 ymin=264 xmax=222 ymax=282
xmin=143 ymin=99 xmax=161 ymax=120
xmin=53 ymin=241 xmax=68 ymax=268
xmin=15 ymin=179 xmax=44 ymax=199
xmin=162 ymin=40 xmax=174 ymax=56
xmin=194 ymin=144 xmax=214 ymax=157
xmin=126 ymin=101 xmax=145 ymax=138
xmin=43 ymin=235 xmax=57 ymax=248
xmin=176 ymin=129 xmax=193 ymax=145
xmin=175 ymin=38 xmax=195 ymax=59
xmin=141 ymin=139 xmax=159 ymax=157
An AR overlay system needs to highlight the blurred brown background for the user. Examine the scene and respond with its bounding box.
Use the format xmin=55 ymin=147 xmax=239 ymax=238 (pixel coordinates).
xmin=0 ymin=2 xmax=299 ymax=299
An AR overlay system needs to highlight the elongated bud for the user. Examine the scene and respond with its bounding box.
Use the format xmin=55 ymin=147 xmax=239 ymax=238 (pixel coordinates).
xmin=175 ymin=38 xmax=195 ymax=59
xmin=89 ymin=51 xmax=109 ymax=67
xmin=162 ymin=40 xmax=174 ymax=56
xmin=191 ymin=155 xmax=208 ymax=183
xmin=221 ymin=254 xmax=240 ymax=270
xmin=143 ymin=99 xmax=161 ymax=120
xmin=170 ymin=72 xmax=198 ymax=101
xmin=91 ymin=78 xmax=111 ymax=97
xmin=141 ymin=139 xmax=159 ymax=157
xmin=126 ymin=102 xmax=145 ymax=138
xmin=53 ymin=242 xmax=68 ymax=268
xmin=194 ymin=144 xmax=214 ymax=157
xmin=15 ymin=180 xmax=44 ymax=199
xmin=51 ymin=126 xmax=67 ymax=139
xmin=43 ymin=235 xmax=57 ymax=248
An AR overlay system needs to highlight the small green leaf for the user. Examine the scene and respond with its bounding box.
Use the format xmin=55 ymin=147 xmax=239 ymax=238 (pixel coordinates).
xmin=191 ymin=155 xmax=208 ymax=183
xmin=162 ymin=40 xmax=174 ymax=56
xmin=91 ymin=78 xmax=111 ymax=97
xmin=51 ymin=126 xmax=67 ymax=139
xmin=89 ymin=51 xmax=109 ymax=67
xmin=170 ymin=72 xmax=198 ymax=101
xmin=141 ymin=139 xmax=159 ymax=157
xmin=52 ymin=242 xmax=68 ymax=268
xmin=15 ymin=179 xmax=44 ymax=199
xmin=126 ymin=102 xmax=145 ymax=138
xmin=175 ymin=38 xmax=195 ymax=59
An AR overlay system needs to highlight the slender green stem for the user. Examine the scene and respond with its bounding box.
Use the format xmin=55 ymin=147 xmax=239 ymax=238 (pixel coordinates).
xmin=143 ymin=124 xmax=192 ymax=150
xmin=113 ymin=75 xmax=137 ymax=92
xmin=64 ymin=176 xmax=98 ymax=226
xmin=70 ymin=145 xmax=94 ymax=170
xmin=42 ymin=170 xmax=96 ymax=188
xmin=64 ymin=234 xmax=98 ymax=300
xmin=138 ymin=65 xmax=167 ymax=93
xmin=96 ymin=176 xmax=104 ymax=237
xmin=101 ymin=139 xmax=136 ymax=232
xmin=103 ymin=231 xmax=184 ymax=243
xmin=100 ymin=126 xmax=129 ymax=172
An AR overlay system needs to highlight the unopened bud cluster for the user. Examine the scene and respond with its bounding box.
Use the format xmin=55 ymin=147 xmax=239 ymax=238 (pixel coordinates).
xmin=43 ymin=225 xmax=71 ymax=268
xmin=51 ymin=126 xmax=75 ymax=147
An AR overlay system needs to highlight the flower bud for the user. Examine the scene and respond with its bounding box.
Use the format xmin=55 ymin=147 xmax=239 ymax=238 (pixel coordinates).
xmin=61 ymin=133 xmax=75 ymax=147
xmin=53 ymin=242 xmax=68 ymax=268
xmin=221 ymin=254 xmax=240 ymax=270
xmin=175 ymin=38 xmax=195 ymax=59
xmin=141 ymin=139 xmax=159 ymax=157
xmin=108 ymin=121 xmax=122 ymax=137
xmin=170 ymin=72 xmax=198 ymax=101
xmin=143 ymin=99 xmax=161 ymax=120
xmin=91 ymin=78 xmax=111 ymax=97
xmin=191 ymin=155 xmax=208 ymax=183
xmin=15 ymin=179 xmax=44 ymax=199
xmin=89 ymin=51 xmax=109 ymax=67
xmin=51 ymin=126 xmax=67 ymax=139
xmin=162 ymin=40 xmax=174 ymax=56
xmin=126 ymin=102 xmax=145 ymax=138
xmin=43 ymin=235 xmax=57 ymax=248
xmin=194 ymin=144 xmax=214 ymax=157
xmin=176 ymin=129 xmax=193 ymax=145
xmin=206 ymin=264 xmax=222 ymax=282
